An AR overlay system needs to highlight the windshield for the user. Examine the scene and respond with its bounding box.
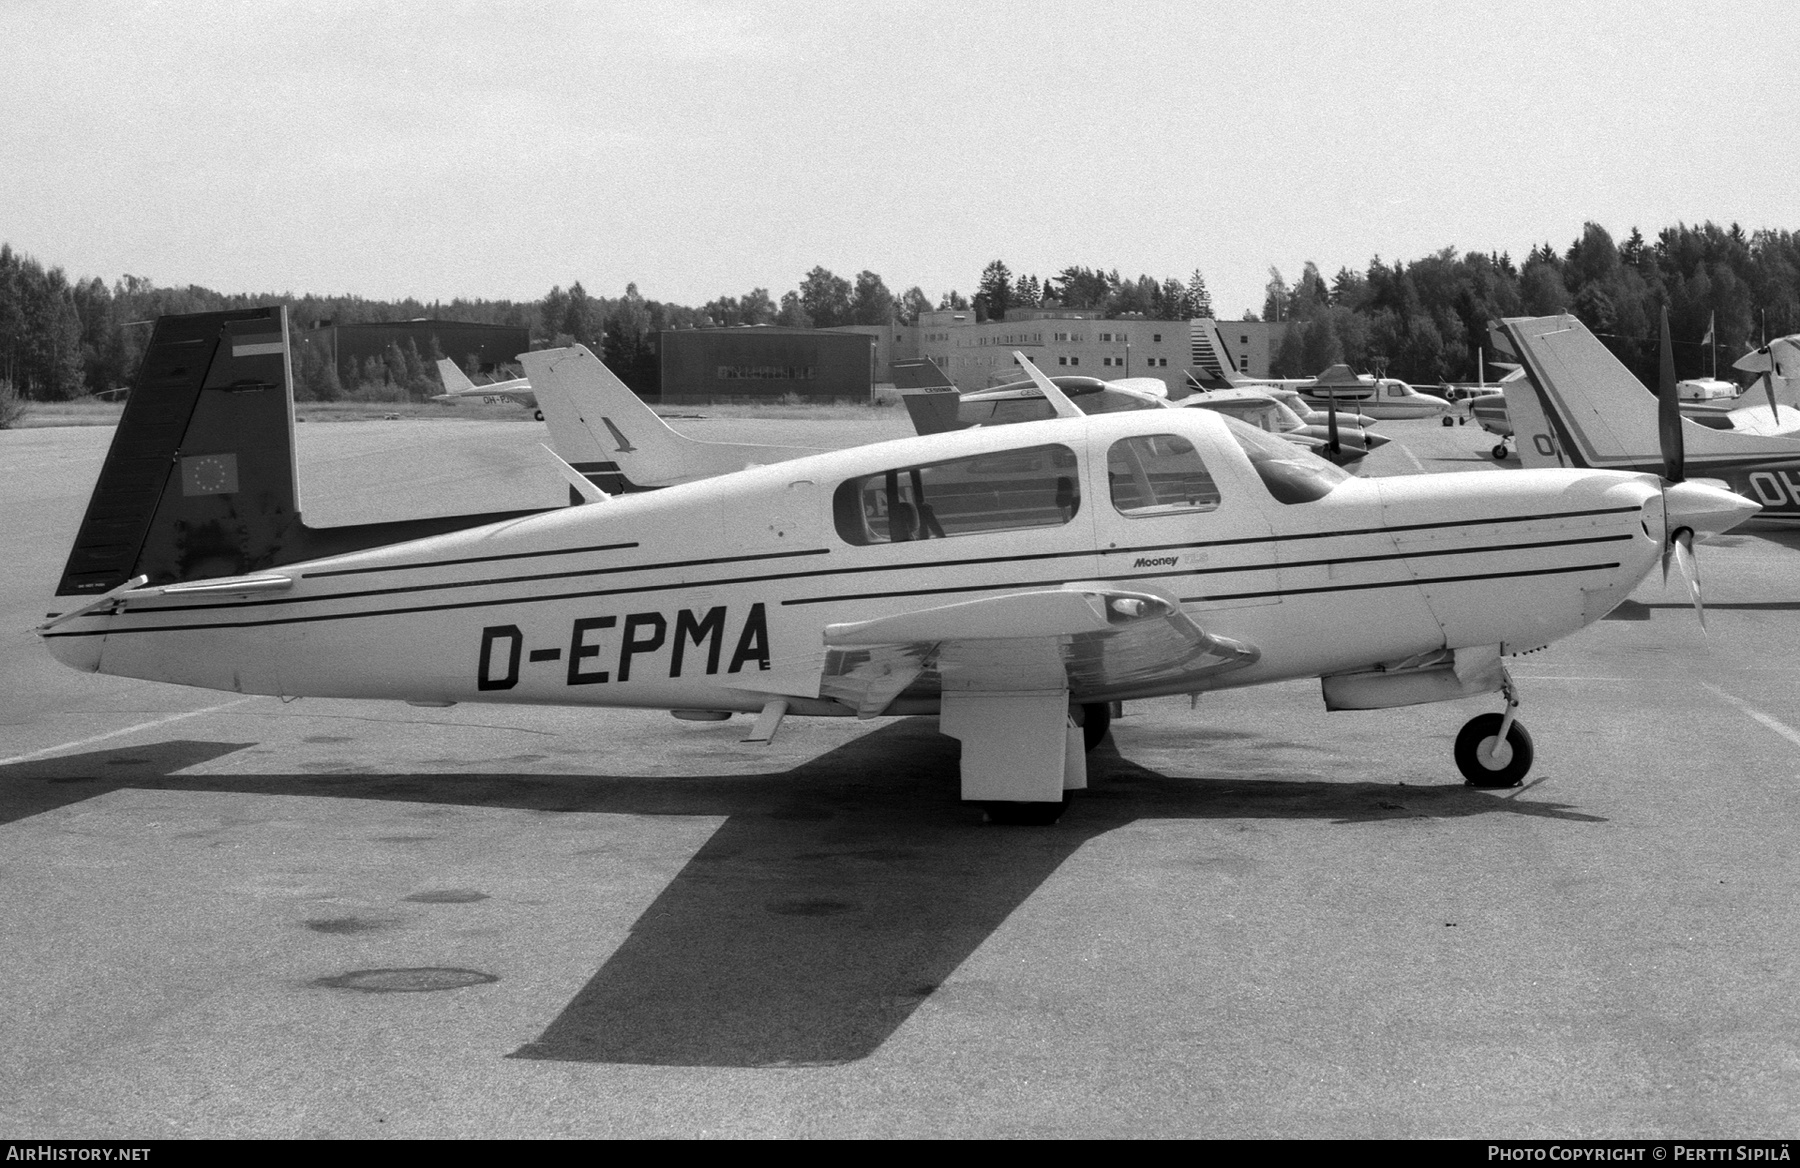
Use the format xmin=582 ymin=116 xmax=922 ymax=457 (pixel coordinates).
xmin=1219 ymin=415 xmax=1350 ymax=504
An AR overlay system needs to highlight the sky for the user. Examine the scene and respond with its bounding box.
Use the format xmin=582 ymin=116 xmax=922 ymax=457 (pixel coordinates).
xmin=3 ymin=0 xmax=1795 ymax=320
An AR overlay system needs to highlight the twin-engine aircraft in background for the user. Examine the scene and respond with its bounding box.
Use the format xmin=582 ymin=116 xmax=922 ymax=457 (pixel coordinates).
xmin=41 ymin=307 xmax=1757 ymax=823
xmin=434 ymin=357 xmax=540 ymax=419
xmin=1496 ymin=314 xmax=1800 ymax=523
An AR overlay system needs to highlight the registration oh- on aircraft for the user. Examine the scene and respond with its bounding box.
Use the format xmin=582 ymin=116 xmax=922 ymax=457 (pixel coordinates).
xmin=434 ymin=357 xmax=540 ymax=419
xmin=41 ymin=307 xmax=1757 ymax=822
xmin=1497 ymin=313 xmax=1800 ymax=524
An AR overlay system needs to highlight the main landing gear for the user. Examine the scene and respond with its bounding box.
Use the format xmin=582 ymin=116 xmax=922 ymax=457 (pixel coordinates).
xmin=964 ymin=701 xmax=1113 ymax=826
xmin=1491 ymin=441 xmax=1511 ymax=461
xmin=1454 ymin=674 xmax=1534 ymax=788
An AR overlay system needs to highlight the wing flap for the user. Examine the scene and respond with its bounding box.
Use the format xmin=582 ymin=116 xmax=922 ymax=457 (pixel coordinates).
xmin=819 ymin=586 xmax=1258 ymax=713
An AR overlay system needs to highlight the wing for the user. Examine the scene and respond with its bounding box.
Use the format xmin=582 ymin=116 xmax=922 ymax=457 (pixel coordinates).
xmin=818 ymin=586 xmax=1258 ymax=717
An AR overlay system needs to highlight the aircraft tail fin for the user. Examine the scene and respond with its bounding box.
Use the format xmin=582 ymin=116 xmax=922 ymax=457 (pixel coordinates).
xmin=57 ymin=307 xmax=304 ymax=595
xmin=520 ymin=344 xmax=820 ymax=492
xmin=900 ymin=390 xmax=966 ymax=435
xmin=1187 ymin=319 xmax=1246 ymax=389
xmin=892 ymin=357 xmax=957 ymax=391
xmin=56 ymin=307 xmax=553 ymax=596
xmin=435 ymin=357 xmax=478 ymax=394
xmin=1493 ymin=314 xmax=1800 ymax=473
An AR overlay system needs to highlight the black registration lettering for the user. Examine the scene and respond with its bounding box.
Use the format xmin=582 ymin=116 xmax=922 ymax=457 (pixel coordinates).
xmin=568 ymin=616 xmax=617 ymax=685
xmin=728 ymin=602 xmax=770 ymax=673
xmin=618 ymin=612 xmax=667 ymax=682
xmin=671 ymin=606 xmax=726 ymax=677
xmin=478 ymin=625 xmax=523 ymax=690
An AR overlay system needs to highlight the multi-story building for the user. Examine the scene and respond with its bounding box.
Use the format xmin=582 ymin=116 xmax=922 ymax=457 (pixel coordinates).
xmin=910 ymin=307 xmax=1286 ymax=393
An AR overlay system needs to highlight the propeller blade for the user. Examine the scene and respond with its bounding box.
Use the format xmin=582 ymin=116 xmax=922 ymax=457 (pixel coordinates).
xmin=1658 ymin=307 xmax=1684 ymax=484
xmin=1672 ymin=528 xmax=1704 ymax=630
xmin=1763 ymin=369 xmax=1779 ymax=419
xmin=1326 ymin=394 xmax=1341 ymax=456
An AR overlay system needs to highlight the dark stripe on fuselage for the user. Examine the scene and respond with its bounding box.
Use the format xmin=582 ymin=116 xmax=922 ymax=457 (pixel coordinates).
xmin=781 ymin=556 xmax=1624 ymax=609
xmin=306 ymin=540 xmax=641 ymax=578
xmin=46 ymin=511 xmax=1642 ymax=638
xmin=113 ymin=504 xmax=1646 ymax=619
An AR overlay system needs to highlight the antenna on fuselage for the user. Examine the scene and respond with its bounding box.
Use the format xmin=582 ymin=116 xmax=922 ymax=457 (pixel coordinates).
xmin=1011 ymin=351 xmax=1085 ymax=420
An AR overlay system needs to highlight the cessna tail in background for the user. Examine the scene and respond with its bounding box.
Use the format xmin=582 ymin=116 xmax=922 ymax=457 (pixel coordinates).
xmin=1495 ymin=313 xmax=1800 ymax=523
xmin=435 ymin=358 xmax=539 ymax=418
xmin=41 ymin=309 xmax=1756 ymax=824
xmin=521 ymin=344 xmax=822 ymax=497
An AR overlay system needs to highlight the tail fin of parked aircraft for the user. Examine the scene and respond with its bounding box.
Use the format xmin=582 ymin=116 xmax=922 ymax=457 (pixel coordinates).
xmin=435 ymin=358 xmax=478 ymax=394
xmin=1187 ymin=319 xmax=1247 ymax=390
xmin=1492 ymin=314 xmax=1800 ymax=473
xmin=520 ymin=344 xmax=822 ymax=494
xmin=56 ymin=307 xmax=544 ymax=596
xmin=892 ymin=358 xmax=957 ymax=391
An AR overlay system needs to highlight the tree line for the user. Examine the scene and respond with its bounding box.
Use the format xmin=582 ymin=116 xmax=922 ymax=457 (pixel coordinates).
xmin=3 ymin=221 xmax=1796 ymax=401
xmin=1258 ymin=222 xmax=1800 ymax=385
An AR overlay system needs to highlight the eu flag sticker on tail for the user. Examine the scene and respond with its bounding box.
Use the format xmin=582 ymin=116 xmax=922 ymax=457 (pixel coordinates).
xmin=231 ymin=331 xmax=285 ymax=358
xmin=181 ymin=453 xmax=239 ymax=496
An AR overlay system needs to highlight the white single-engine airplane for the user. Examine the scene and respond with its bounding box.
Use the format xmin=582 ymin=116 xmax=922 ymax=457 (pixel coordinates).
xmin=435 ymin=357 xmax=540 ymax=418
xmin=42 ymin=307 xmax=1756 ymax=822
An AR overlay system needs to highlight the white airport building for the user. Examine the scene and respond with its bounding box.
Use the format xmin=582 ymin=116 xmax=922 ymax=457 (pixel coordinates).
xmin=867 ymin=308 xmax=1288 ymax=393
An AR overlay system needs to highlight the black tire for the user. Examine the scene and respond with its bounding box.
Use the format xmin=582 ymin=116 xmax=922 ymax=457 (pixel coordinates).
xmin=1077 ymin=702 xmax=1112 ymax=752
xmin=983 ymin=799 xmax=1067 ymax=826
xmin=1454 ymin=713 xmax=1534 ymax=788
xmin=534 ymin=409 xmax=545 ymax=421
xmin=1441 ymin=415 xmax=1455 ymax=427
xmin=1492 ymin=444 xmax=1509 ymax=460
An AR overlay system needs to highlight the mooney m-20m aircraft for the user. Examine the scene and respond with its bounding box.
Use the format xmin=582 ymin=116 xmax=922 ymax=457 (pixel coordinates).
xmin=41 ymin=307 xmax=1756 ymax=822
xmin=435 ymin=358 xmax=540 ymax=418
xmin=1497 ymin=314 xmax=1800 ymax=523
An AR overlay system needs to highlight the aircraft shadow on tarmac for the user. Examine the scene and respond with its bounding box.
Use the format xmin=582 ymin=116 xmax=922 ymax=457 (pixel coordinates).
xmin=2 ymin=723 xmax=1600 ymax=1069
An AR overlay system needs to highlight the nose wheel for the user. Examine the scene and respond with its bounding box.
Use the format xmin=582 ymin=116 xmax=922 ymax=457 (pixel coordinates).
xmin=1454 ymin=675 xmax=1533 ymax=788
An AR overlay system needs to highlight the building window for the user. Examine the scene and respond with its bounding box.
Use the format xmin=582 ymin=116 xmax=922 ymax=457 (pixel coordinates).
xmin=1152 ymin=333 xmax=1162 ymax=343
xmin=833 ymin=444 xmax=1082 ymax=545
xmin=1057 ymin=357 xmax=1068 ymax=366
xmin=1070 ymin=356 xmax=1079 ymax=366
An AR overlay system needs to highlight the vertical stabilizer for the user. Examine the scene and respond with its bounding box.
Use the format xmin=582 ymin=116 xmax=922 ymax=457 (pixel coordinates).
xmin=56 ymin=306 xmax=550 ymax=596
xmin=435 ymin=357 xmax=478 ymax=394
xmin=521 ymin=343 xmax=821 ymax=491
xmin=1187 ymin=319 xmax=1245 ymax=389
xmin=1494 ymin=314 xmax=1800 ymax=474
xmin=57 ymin=307 xmax=302 ymax=594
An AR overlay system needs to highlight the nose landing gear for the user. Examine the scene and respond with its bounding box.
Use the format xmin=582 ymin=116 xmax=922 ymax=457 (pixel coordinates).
xmin=1455 ymin=673 xmax=1533 ymax=787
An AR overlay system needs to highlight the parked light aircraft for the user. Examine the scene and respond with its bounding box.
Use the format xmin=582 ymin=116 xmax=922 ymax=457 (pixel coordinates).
xmin=899 ymin=353 xmax=1382 ymax=466
xmin=1496 ymin=313 xmax=1800 ymax=523
xmin=895 ymin=358 xmax=1169 ymax=436
xmin=435 ymin=358 xmax=539 ymax=418
xmin=41 ymin=307 xmax=1756 ymax=823
xmin=1186 ymin=318 xmax=1380 ymax=428
xmin=520 ymin=344 xmax=820 ymax=497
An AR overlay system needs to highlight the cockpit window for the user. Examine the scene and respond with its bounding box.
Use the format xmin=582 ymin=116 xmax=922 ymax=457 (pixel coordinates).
xmin=1108 ymin=434 xmax=1221 ymax=516
xmin=1221 ymin=415 xmax=1349 ymax=504
xmin=1387 ymin=384 xmax=1407 ymax=397
xmin=834 ymin=443 xmax=1080 ymax=545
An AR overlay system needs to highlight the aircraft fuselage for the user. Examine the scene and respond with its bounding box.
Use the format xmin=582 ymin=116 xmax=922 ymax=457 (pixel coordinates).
xmin=44 ymin=410 xmax=1669 ymax=715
